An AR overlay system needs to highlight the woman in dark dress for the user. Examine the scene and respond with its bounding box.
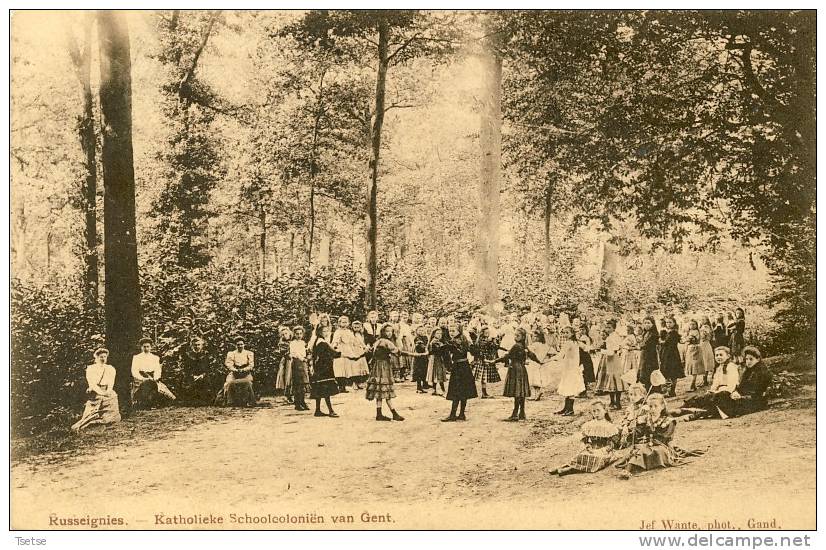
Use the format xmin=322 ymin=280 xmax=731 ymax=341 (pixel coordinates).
xmin=441 ymin=324 xmax=478 ymax=422
xmin=180 ymin=337 xmax=214 ymax=405
xmin=638 ymin=316 xmax=661 ymax=390
xmin=311 ymin=325 xmax=340 ymax=417
xmin=659 ymin=317 xmax=684 ymax=397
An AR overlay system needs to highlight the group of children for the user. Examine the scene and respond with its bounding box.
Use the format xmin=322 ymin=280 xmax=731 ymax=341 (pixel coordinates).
xmin=71 ymin=304 xmax=771 ymax=480
xmin=267 ymin=306 xmax=753 ymax=424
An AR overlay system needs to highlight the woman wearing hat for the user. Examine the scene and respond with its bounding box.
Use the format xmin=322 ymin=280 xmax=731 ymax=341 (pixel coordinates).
xmin=71 ymin=348 xmax=121 ymax=431
xmin=131 ymin=338 xmax=176 ymax=409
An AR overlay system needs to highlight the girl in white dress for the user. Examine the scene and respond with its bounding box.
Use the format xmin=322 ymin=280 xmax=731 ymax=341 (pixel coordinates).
xmin=331 ymin=315 xmax=356 ymax=392
xmin=555 ymin=326 xmax=585 ymax=416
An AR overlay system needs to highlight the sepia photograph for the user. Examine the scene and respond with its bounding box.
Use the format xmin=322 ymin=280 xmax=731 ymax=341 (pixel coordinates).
xmin=8 ymin=7 xmax=818 ymax=535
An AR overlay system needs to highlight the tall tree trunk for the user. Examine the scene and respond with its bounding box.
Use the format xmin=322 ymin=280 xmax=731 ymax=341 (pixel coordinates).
xmin=258 ymin=205 xmax=267 ymax=280
xmin=307 ymin=68 xmax=326 ymax=272
xmin=366 ymin=21 xmax=389 ymax=310
xmin=544 ymin=188 xmax=552 ymax=283
xmin=98 ymin=10 xmax=141 ymax=413
xmin=475 ymin=28 xmax=502 ymax=310
xmin=67 ymin=13 xmax=99 ymax=310
xmin=289 ymin=231 xmax=295 ymax=271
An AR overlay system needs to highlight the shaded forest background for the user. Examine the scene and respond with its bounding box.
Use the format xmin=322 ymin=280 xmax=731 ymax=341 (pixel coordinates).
xmin=11 ymin=10 xmax=815 ymax=433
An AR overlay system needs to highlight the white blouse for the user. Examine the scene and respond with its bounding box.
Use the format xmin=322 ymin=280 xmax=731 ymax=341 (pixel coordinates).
xmin=131 ymin=353 xmax=161 ymax=381
xmin=86 ymin=363 xmax=116 ymax=393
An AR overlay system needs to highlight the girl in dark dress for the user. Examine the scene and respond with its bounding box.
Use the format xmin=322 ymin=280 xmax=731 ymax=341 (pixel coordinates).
xmin=427 ymin=328 xmax=447 ymax=396
xmin=471 ymin=326 xmax=501 ymax=398
xmin=491 ymin=327 xmax=541 ymax=421
xmin=412 ymin=326 xmax=430 ymax=393
xmin=442 ymin=325 xmax=478 ymax=422
xmin=638 ymin=316 xmax=661 ymax=390
xmin=659 ymin=317 xmax=684 ymax=397
xmin=310 ymin=325 xmax=340 ymax=417
xmin=711 ymin=314 xmax=728 ymax=350
xmin=728 ymin=308 xmax=746 ymax=364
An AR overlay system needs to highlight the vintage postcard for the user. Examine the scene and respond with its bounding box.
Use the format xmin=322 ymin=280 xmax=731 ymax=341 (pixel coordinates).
xmin=9 ymin=8 xmax=816 ymax=533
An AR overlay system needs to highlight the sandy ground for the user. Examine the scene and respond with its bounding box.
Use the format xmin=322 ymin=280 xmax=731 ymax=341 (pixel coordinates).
xmin=11 ymin=363 xmax=816 ymax=530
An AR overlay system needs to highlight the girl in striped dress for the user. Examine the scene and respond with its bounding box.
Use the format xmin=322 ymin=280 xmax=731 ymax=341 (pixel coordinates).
xmin=492 ymin=327 xmax=541 ymax=421
xmin=471 ymin=326 xmax=501 ymax=398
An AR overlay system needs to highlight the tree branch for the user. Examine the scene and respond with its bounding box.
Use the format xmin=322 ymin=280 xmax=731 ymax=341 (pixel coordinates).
xmin=179 ymin=10 xmax=222 ymax=103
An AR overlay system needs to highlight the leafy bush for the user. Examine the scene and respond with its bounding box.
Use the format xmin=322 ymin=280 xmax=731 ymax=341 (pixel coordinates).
xmin=11 ymin=279 xmax=104 ymax=435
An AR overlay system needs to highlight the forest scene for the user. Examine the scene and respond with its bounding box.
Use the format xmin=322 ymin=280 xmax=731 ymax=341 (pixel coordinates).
xmin=10 ymin=9 xmax=816 ymax=530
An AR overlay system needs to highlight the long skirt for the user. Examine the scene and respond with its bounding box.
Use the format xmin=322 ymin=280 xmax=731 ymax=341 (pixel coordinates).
xmin=427 ymin=355 xmax=447 ymax=384
xmin=684 ymin=344 xmax=706 ymax=375
xmin=472 ymin=359 xmax=502 ymax=383
xmin=596 ymin=354 xmax=626 ymax=392
xmin=557 ymin=364 xmax=586 ymax=398
xmin=131 ymin=379 xmax=176 ymax=409
xmin=217 ymin=374 xmax=257 ymax=407
xmin=700 ymin=342 xmax=715 ymax=375
xmin=503 ymin=360 xmax=532 ymax=398
xmin=682 ymin=391 xmax=754 ymax=418
xmin=618 ymin=442 xmax=706 ymax=472
xmin=71 ymin=393 xmax=121 ymax=431
xmin=333 ymin=356 xmax=354 ymax=379
xmin=291 ymin=358 xmax=310 ymax=396
xmin=592 ymin=352 xmax=606 ymax=386
xmin=525 ymin=360 xmax=552 ymax=388
xmin=412 ymin=356 xmax=429 ymax=383
xmin=446 ymin=360 xmax=478 ymax=401
xmin=275 ymin=357 xmax=292 ymax=395
xmin=568 ymin=449 xmax=616 ymax=473
xmin=366 ymin=358 xmax=396 ymax=400
xmin=351 ymin=356 xmax=370 ymax=381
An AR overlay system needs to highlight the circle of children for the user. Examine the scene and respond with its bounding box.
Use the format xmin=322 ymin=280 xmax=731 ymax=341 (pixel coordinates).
xmin=71 ymin=306 xmax=772 ymax=479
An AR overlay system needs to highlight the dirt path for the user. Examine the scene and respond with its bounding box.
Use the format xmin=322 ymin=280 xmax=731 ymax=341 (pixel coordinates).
xmin=11 ymin=377 xmax=816 ymax=530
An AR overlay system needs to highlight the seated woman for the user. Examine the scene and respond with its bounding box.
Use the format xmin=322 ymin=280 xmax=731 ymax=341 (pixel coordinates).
xmin=673 ymin=346 xmax=740 ymax=420
xmin=216 ymin=336 xmax=257 ymax=407
xmin=72 ymin=348 xmax=121 ymax=432
xmin=131 ymin=338 xmax=176 ymax=409
xmin=179 ymin=337 xmax=214 ymax=406
xmin=549 ymin=400 xmax=619 ymax=476
xmin=616 ymin=393 xmax=705 ymax=479
xmin=716 ymin=345 xmax=772 ymax=418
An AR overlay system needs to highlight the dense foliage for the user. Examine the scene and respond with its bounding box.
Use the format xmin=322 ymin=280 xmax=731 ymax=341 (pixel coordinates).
xmin=10 ymin=10 xmax=814 ymax=435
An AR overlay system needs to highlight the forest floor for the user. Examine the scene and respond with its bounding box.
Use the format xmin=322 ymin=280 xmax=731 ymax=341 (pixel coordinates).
xmin=11 ymin=354 xmax=816 ymax=530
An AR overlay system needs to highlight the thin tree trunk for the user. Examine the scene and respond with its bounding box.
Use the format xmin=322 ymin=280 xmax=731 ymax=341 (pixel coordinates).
xmin=365 ymin=21 xmax=389 ymax=310
xmin=475 ymin=28 xmax=502 ymax=310
xmin=258 ymin=205 xmax=267 ymax=280
xmin=544 ymin=188 xmax=552 ymax=283
xmin=289 ymin=231 xmax=295 ymax=271
xmin=307 ymin=68 xmax=326 ymax=272
xmin=67 ymin=13 xmax=100 ymax=310
xmin=98 ymin=10 xmax=141 ymax=413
